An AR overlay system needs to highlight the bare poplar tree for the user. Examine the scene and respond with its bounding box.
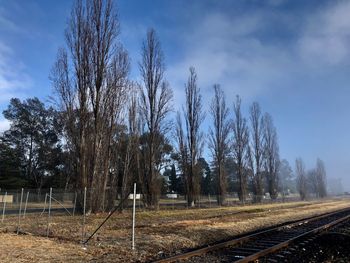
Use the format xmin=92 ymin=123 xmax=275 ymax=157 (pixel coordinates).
xmin=119 ymin=85 xmax=140 ymax=209
xmin=181 ymin=67 xmax=204 ymax=207
xmin=208 ymin=85 xmax=230 ymax=205
xmin=232 ymin=95 xmax=249 ymax=203
xmin=307 ymin=169 xmax=318 ymax=197
xmin=175 ymin=111 xmax=188 ymax=194
xmin=295 ymin=157 xmax=307 ymax=200
xmin=263 ymin=113 xmax=280 ymax=200
xmin=315 ymin=158 xmax=327 ymax=198
xmin=248 ymin=102 xmax=265 ymax=202
xmin=139 ymin=29 xmax=173 ymax=208
xmin=51 ymin=0 xmax=129 ymax=212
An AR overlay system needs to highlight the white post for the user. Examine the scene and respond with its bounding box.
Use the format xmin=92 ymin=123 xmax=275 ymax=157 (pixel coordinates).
xmin=17 ymin=188 xmax=24 ymax=234
xmin=2 ymin=192 xmax=7 ymax=223
xmin=132 ymin=183 xmax=136 ymax=250
xmin=23 ymin=191 xmax=29 ymax=218
xmin=47 ymin=188 xmax=52 ymax=237
xmin=82 ymin=187 xmax=87 ymax=243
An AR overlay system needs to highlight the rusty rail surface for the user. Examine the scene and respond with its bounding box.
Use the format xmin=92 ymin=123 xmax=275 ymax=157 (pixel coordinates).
xmin=153 ymin=207 xmax=350 ymax=263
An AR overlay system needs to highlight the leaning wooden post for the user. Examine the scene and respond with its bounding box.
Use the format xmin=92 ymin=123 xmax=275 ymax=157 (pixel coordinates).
xmin=132 ymin=183 xmax=136 ymax=250
xmin=2 ymin=192 xmax=7 ymax=223
xmin=46 ymin=188 xmax=52 ymax=237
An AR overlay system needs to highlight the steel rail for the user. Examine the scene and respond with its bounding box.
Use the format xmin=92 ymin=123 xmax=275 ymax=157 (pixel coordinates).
xmin=235 ymin=212 xmax=350 ymax=262
xmin=152 ymin=207 xmax=350 ymax=263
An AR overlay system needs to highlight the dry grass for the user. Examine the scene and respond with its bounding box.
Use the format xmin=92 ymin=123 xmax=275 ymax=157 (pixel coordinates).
xmin=0 ymin=197 xmax=349 ymax=262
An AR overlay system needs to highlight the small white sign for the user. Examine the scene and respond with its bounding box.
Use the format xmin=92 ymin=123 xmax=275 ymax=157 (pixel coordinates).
xmin=128 ymin=194 xmax=141 ymax=200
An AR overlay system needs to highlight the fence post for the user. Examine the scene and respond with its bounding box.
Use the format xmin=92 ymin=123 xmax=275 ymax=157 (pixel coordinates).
xmin=2 ymin=192 xmax=7 ymax=223
xmin=73 ymin=192 xmax=77 ymax=216
xmin=82 ymin=187 xmax=87 ymax=243
xmin=23 ymin=191 xmax=29 ymax=218
xmin=132 ymin=183 xmax=136 ymax=250
xmin=47 ymin=188 xmax=52 ymax=237
xmin=17 ymin=188 xmax=24 ymax=234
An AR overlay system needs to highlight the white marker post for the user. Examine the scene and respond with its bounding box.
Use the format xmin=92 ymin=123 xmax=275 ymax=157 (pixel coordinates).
xmin=132 ymin=183 xmax=136 ymax=250
xmin=1 ymin=192 xmax=7 ymax=223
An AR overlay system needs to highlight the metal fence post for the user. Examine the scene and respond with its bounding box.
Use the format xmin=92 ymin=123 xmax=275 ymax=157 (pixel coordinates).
xmin=132 ymin=183 xmax=136 ymax=250
xmin=47 ymin=188 xmax=52 ymax=237
xmin=23 ymin=191 xmax=29 ymax=218
xmin=1 ymin=192 xmax=7 ymax=223
xmin=17 ymin=188 xmax=24 ymax=234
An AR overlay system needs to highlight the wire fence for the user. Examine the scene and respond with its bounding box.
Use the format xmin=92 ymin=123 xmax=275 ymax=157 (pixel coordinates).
xmin=0 ymin=186 xmax=302 ymax=249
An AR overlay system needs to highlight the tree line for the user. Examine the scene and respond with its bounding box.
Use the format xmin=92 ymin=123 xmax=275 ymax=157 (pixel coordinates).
xmin=0 ymin=0 xmax=327 ymax=211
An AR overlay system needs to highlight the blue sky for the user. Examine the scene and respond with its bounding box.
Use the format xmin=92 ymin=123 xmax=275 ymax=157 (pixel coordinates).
xmin=1 ymin=0 xmax=350 ymax=189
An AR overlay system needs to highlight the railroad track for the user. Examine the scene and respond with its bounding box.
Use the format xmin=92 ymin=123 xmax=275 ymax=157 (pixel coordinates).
xmin=153 ymin=207 xmax=350 ymax=263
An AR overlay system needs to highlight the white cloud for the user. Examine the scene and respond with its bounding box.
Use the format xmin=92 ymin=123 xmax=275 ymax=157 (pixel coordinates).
xmin=167 ymin=11 xmax=293 ymax=109
xmin=166 ymin=1 xmax=350 ymax=113
xmin=0 ymin=42 xmax=32 ymax=103
xmin=0 ymin=118 xmax=10 ymax=133
xmin=298 ymin=1 xmax=350 ymax=66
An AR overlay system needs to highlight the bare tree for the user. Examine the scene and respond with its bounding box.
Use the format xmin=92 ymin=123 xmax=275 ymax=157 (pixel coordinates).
xmin=181 ymin=67 xmax=204 ymax=207
xmin=232 ymin=95 xmax=249 ymax=203
xmin=278 ymin=159 xmax=294 ymax=198
xmin=119 ymin=85 xmax=141 ymax=210
xmin=208 ymin=85 xmax=230 ymax=205
xmin=295 ymin=157 xmax=307 ymax=200
xmin=263 ymin=113 xmax=280 ymax=200
xmin=51 ymin=0 xmax=129 ymax=212
xmin=174 ymin=111 xmax=188 ymax=195
xmin=307 ymin=169 xmax=318 ymax=197
xmin=139 ymin=29 xmax=173 ymax=208
xmin=248 ymin=102 xmax=265 ymax=202
xmin=315 ymin=158 xmax=327 ymax=198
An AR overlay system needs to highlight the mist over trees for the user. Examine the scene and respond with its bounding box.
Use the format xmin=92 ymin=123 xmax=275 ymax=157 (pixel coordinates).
xmin=0 ymin=0 xmax=330 ymax=211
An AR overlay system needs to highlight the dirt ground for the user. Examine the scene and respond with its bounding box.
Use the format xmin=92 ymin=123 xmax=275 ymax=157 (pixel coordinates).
xmin=0 ymin=197 xmax=349 ymax=262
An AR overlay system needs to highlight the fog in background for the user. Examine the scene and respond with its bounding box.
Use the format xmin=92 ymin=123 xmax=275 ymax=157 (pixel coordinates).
xmin=0 ymin=0 xmax=349 ymax=189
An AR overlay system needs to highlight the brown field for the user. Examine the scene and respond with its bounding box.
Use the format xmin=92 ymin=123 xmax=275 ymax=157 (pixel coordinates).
xmin=0 ymin=197 xmax=349 ymax=262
